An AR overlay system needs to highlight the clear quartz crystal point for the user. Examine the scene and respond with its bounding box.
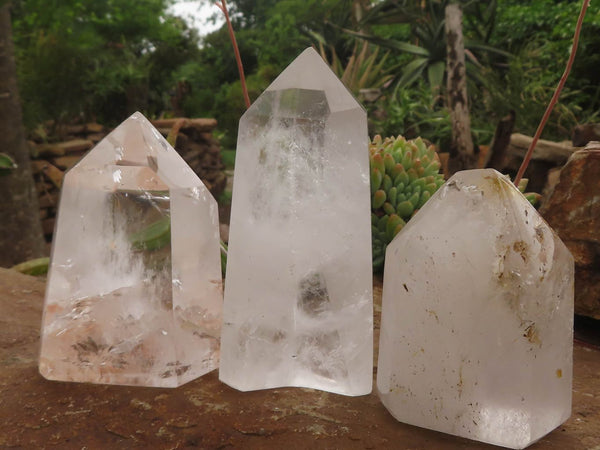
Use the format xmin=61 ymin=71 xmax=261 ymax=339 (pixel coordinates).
xmin=39 ymin=112 xmax=223 ymax=387
xmin=219 ymin=47 xmax=373 ymax=396
xmin=377 ymin=169 xmax=574 ymax=449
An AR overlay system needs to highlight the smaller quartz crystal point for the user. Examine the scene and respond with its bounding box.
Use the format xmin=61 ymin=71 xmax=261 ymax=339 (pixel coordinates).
xmin=377 ymin=169 xmax=574 ymax=449
xmin=219 ymin=47 xmax=373 ymax=396
xmin=39 ymin=112 xmax=222 ymax=387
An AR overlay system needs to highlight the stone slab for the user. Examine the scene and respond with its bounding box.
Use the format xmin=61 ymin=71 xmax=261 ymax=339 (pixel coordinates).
xmin=1 ymin=268 xmax=599 ymax=448
xmin=540 ymin=144 xmax=600 ymax=320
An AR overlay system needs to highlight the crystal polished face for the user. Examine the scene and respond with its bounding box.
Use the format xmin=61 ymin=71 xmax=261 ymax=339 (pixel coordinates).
xmin=219 ymin=48 xmax=373 ymax=396
xmin=39 ymin=112 xmax=223 ymax=387
xmin=377 ymin=169 xmax=574 ymax=449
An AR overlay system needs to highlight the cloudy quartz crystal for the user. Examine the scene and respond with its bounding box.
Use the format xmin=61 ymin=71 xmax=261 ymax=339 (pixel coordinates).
xmin=377 ymin=169 xmax=574 ymax=448
xmin=39 ymin=112 xmax=222 ymax=387
xmin=219 ymin=48 xmax=373 ymax=396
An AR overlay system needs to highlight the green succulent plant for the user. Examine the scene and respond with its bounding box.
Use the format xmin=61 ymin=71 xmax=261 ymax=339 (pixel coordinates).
xmin=11 ymin=257 xmax=50 ymax=276
xmin=370 ymin=135 xmax=445 ymax=272
xmin=515 ymin=177 xmax=542 ymax=207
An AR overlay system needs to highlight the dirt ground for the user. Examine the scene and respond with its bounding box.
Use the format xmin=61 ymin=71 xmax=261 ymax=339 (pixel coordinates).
xmin=1 ymin=268 xmax=599 ymax=449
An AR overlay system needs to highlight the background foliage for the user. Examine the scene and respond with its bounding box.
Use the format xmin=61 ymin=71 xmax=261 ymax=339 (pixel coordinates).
xmin=10 ymin=0 xmax=600 ymax=147
xmin=11 ymin=0 xmax=202 ymax=127
xmin=486 ymin=0 xmax=600 ymax=138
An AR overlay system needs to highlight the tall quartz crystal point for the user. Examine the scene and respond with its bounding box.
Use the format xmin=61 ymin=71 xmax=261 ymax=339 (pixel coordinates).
xmin=378 ymin=169 xmax=574 ymax=449
xmin=219 ymin=47 xmax=373 ymax=396
xmin=39 ymin=112 xmax=222 ymax=387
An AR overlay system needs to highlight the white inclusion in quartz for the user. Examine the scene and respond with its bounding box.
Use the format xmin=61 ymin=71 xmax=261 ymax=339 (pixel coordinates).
xmin=39 ymin=112 xmax=223 ymax=388
xmin=377 ymin=169 xmax=574 ymax=449
xmin=219 ymin=47 xmax=373 ymax=396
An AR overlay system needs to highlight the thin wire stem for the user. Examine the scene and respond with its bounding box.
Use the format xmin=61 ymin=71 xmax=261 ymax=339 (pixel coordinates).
xmin=514 ymin=0 xmax=590 ymax=187
xmin=215 ymin=0 xmax=251 ymax=109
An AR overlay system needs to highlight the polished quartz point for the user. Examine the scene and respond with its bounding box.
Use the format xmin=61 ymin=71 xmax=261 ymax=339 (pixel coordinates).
xmin=219 ymin=48 xmax=373 ymax=396
xmin=377 ymin=169 xmax=574 ymax=448
xmin=39 ymin=112 xmax=223 ymax=387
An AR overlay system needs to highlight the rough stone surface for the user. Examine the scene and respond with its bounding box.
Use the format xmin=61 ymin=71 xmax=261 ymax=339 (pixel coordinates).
xmin=378 ymin=169 xmax=574 ymax=449
xmin=220 ymin=48 xmax=372 ymax=396
xmin=1 ymin=269 xmax=600 ymax=449
xmin=572 ymin=123 xmax=600 ymax=147
xmin=39 ymin=112 xmax=223 ymax=387
xmin=540 ymin=143 xmax=600 ymax=320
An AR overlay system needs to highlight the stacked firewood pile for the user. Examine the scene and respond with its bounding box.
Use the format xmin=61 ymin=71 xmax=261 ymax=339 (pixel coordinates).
xmin=30 ymin=118 xmax=227 ymax=243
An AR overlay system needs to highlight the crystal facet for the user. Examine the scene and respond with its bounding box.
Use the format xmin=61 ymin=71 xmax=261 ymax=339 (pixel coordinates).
xmin=219 ymin=48 xmax=373 ymax=396
xmin=377 ymin=169 xmax=574 ymax=449
xmin=39 ymin=112 xmax=223 ymax=387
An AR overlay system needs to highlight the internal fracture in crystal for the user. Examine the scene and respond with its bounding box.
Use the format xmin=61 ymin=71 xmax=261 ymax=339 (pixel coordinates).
xmin=39 ymin=112 xmax=223 ymax=387
xmin=377 ymin=169 xmax=574 ymax=449
xmin=219 ymin=48 xmax=373 ymax=396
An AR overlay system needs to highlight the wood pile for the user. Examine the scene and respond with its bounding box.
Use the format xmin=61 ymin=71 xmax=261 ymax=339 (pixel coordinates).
xmin=503 ymin=133 xmax=578 ymax=194
xmin=29 ymin=118 xmax=227 ymax=243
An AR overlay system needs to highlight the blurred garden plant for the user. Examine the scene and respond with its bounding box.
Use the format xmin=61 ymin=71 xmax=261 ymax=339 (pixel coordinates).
xmin=314 ymin=37 xmax=394 ymax=96
xmin=341 ymin=0 xmax=510 ymax=95
xmin=0 ymin=153 xmax=17 ymax=176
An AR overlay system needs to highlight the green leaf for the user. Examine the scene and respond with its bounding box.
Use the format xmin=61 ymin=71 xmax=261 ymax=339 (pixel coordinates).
xmin=383 ymin=202 xmax=396 ymax=215
xmin=396 ymin=200 xmax=414 ymax=218
xmin=525 ymin=193 xmax=542 ymax=206
xmin=381 ymin=39 xmax=430 ymax=57
xmin=395 ymin=57 xmax=429 ymax=89
xmin=129 ymin=216 xmax=171 ymax=251
xmin=386 ymin=214 xmax=404 ymax=242
xmin=427 ymin=61 xmax=445 ymax=92
xmin=341 ymin=27 xmax=430 ymax=56
xmin=372 ymin=190 xmax=386 ymax=209
xmin=359 ymin=0 xmax=414 ymax=26
xmin=518 ymin=178 xmax=529 ymax=193
xmin=0 ymin=153 xmax=17 ymax=176
xmin=371 ymin=167 xmax=383 ymax=194
xmin=11 ymin=257 xmax=49 ymax=276
xmin=466 ymin=42 xmax=513 ymax=59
